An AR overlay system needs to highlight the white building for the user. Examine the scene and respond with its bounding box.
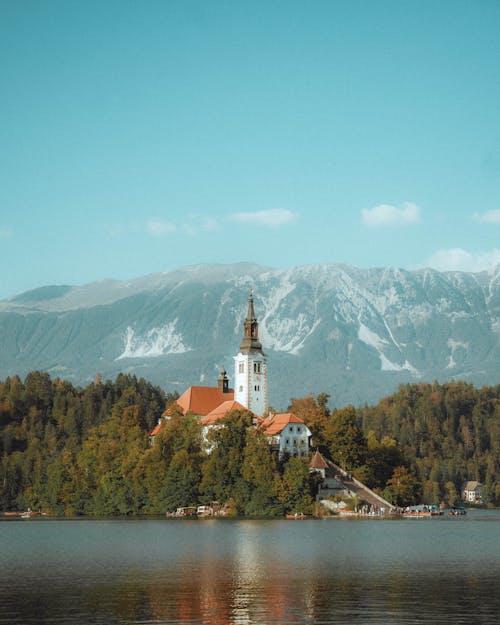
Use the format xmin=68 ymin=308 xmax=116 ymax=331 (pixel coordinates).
xmin=259 ymin=412 xmax=311 ymax=458
xmin=461 ymin=481 xmax=483 ymax=504
xmin=233 ymin=291 xmax=268 ymax=417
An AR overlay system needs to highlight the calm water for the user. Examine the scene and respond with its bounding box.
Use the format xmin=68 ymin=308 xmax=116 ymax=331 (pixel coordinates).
xmin=1 ymin=511 xmax=499 ymax=625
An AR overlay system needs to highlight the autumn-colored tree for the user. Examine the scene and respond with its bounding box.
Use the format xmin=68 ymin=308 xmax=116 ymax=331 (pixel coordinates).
xmin=385 ymin=466 xmax=422 ymax=507
xmin=289 ymin=393 xmax=330 ymax=447
xmin=0 ymin=373 xmax=498 ymax=515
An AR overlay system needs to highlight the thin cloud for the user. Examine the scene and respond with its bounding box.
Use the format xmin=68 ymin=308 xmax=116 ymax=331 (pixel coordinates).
xmin=182 ymin=216 xmax=218 ymax=236
xmin=424 ymin=248 xmax=500 ymax=273
xmin=472 ymin=209 xmax=500 ymax=224
xmin=0 ymin=227 xmax=12 ymax=239
xmin=361 ymin=202 xmax=420 ymax=227
xmin=229 ymin=208 xmax=297 ymax=227
xmin=200 ymin=217 xmax=218 ymax=231
xmin=146 ymin=220 xmax=177 ymax=237
xmin=146 ymin=215 xmax=219 ymax=238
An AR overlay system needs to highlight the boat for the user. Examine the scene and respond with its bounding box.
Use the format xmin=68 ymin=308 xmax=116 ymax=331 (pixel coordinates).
xmin=402 ymin=510 xmax=431 ymax=518
xmin=285 ymin=513 xmax=308 ymax=519
xmin=18 ymin=509 xmax=48 ymax=519
xmin=402 ymin=504 xmax=443 ymax=518
xmin=169 ymin=506 xmax=198 ymax=518
xmin=449 ymin=506 xmax=466 ymax=516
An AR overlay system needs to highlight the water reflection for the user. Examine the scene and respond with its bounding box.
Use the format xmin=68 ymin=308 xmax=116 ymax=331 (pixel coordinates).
xmin=77 ymin=566 xmax=498 ymax=625
xmin=1 ymin=514 xmax=499 ymax=625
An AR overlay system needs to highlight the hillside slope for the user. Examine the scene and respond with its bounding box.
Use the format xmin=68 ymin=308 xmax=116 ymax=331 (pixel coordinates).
xmin=0 ymin=262 xmax=498 ymax=407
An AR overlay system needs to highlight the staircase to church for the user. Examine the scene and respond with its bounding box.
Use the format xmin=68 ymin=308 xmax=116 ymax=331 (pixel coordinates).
xmin=324 ymin=459 xmax=394 ymax=512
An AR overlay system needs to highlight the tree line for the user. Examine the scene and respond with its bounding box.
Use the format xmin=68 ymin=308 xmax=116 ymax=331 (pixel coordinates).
xmin=288 ymin=381 xmax=499 ymax=506
xmin=0 ymin=372 xmax=498 ymax=515
xmin=0 ymin=372 xmax=317 ymax=515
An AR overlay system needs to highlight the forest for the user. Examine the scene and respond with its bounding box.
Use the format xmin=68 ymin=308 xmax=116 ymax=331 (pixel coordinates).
xmin=0 ymin=372 xmax=498 ymax=516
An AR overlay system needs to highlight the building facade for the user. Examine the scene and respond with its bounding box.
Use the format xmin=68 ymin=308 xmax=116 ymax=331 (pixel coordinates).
xmin=259 ymin=412 xmax=311 ymax=458
xmin=461 ymin=481 xmax=483 ymax=504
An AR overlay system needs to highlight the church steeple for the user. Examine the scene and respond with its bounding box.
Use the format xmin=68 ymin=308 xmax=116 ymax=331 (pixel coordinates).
xmin=234 ymin=290 xmax=268 ymax=416
xmin=240 ymin=290 xmax=264 ymax=354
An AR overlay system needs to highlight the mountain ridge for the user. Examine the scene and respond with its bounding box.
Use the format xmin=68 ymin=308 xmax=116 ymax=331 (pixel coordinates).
xmin=0 ymin=262 xmax=498 ymax=407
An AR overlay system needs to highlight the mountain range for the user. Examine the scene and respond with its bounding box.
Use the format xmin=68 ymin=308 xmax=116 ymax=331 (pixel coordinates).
xmin=0 ymin=262 xmax=498 ymax=408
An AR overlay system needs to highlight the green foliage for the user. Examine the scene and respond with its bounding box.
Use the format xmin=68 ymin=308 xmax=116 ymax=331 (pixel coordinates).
xmin=325 ymin=406 xmax=367 ymax=470
xmin=277 ymin=457 xmax=318 ymax=515
xmin=385 ymin=466 xmax=422 ymax=507
xmin=200 ymin=410 xmax=253 ymax=510
xmin=0 ymin=373 xmax=497 ymax=516
xmin=161 ymin=450 xmax=201 ymax=512
xmin=289 ymin=382 xmax=499 ymax=507
xmin=242 ymin=429 xmax=281 ymax=516
xmin=0 ymin=372 xmax=166 ymax=515
xmin=356 ymin=432 xmax=403 ymax=489
xmin=359 ymin=381 xmax=500 ymax=506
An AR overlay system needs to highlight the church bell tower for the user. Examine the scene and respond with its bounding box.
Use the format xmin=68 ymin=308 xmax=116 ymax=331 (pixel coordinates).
xmin=233 ymin=291 xmax=268 ymax=417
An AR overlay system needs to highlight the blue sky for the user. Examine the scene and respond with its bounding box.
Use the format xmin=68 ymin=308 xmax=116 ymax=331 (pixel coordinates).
xmin=1 ymin=0 xmax=499 ymax=299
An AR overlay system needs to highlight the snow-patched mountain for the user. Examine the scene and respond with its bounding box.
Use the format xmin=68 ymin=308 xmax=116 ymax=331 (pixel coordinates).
xmin=0 ymin=262 xmax=498 ymax=407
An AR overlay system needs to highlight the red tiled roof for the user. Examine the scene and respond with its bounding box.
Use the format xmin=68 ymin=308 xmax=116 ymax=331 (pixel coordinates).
xmin=162 ymin=386 xmax=234 ymax=418
xmin=200 ymin=400 xmax=250 ymax=426
xmin=259 ymin=412 xmax=305 ymax=436
xmin=310 ymin=450 xmax=329 ymax=469
xmin=148 ymin=422 xmax=164 ymax=437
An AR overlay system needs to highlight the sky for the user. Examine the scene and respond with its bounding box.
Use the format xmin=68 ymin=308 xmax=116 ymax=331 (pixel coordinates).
xmin=1 ymin=0 xmax=500 ymax=299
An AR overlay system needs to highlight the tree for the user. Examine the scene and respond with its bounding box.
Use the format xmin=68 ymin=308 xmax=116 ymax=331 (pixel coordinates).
xmin=325 ymin=406 xmax=367 ymax=470
xmin=241 ymin=429 xmax=280 ymax=516
xmin=161 ymin=450 xmax=200 ymax=513
xmin=200 ymin=410 xmax=254 ymax=511
xmin=289 ymin=394 xmax=329 ymax=447
xmin=385 ymin=466 xmax=422 ymax=507
xmin=277 ymin=457 xmax=317 ymax=515
xmin=444 ymin=481 xmax=459 ymax=506
xmin=359 ymin=432 xmax=402 ymax=488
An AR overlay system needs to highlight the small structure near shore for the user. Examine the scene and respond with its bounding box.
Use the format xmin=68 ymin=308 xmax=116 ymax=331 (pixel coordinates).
xmin=311 ymin=450 xmax=394 ymax=516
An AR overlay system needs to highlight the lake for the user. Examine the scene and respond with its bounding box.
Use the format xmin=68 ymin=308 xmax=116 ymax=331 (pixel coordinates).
xmin=1 ymin=510 xmax=499 ymax=624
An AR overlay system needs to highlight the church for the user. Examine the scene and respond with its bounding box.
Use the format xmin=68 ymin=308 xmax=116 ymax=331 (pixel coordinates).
xmin=149 ymin=292 xmax=312 ymax=457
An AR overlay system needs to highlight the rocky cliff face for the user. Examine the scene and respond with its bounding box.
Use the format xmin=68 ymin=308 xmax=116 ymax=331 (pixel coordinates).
xmin=1 ymin=262 xmax=498 ymax=407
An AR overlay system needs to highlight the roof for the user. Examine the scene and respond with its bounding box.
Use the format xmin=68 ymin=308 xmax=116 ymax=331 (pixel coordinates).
xmin=310 ymin=450 xmax=329 ymax=469
xmin=239 ymin=291 xmax=264 ymax=354
xmin=162 ymin=386 xmax=234 ymax=418
xmin=260 ymin=412 xmax=305 ymax=436
xmin=462 ymin=481 xmax=481 ymax=491
xmin=148 ymin=422 xmax=164 ymax=437
xmin=200 ymin=400 xmax=252 ymax=426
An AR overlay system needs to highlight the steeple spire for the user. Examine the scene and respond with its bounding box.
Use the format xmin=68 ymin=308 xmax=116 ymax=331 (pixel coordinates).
xmin=240 ymin=290 xmax=263 ymax=354
xmin=234 ymin=290 xmax=268 ymax=416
